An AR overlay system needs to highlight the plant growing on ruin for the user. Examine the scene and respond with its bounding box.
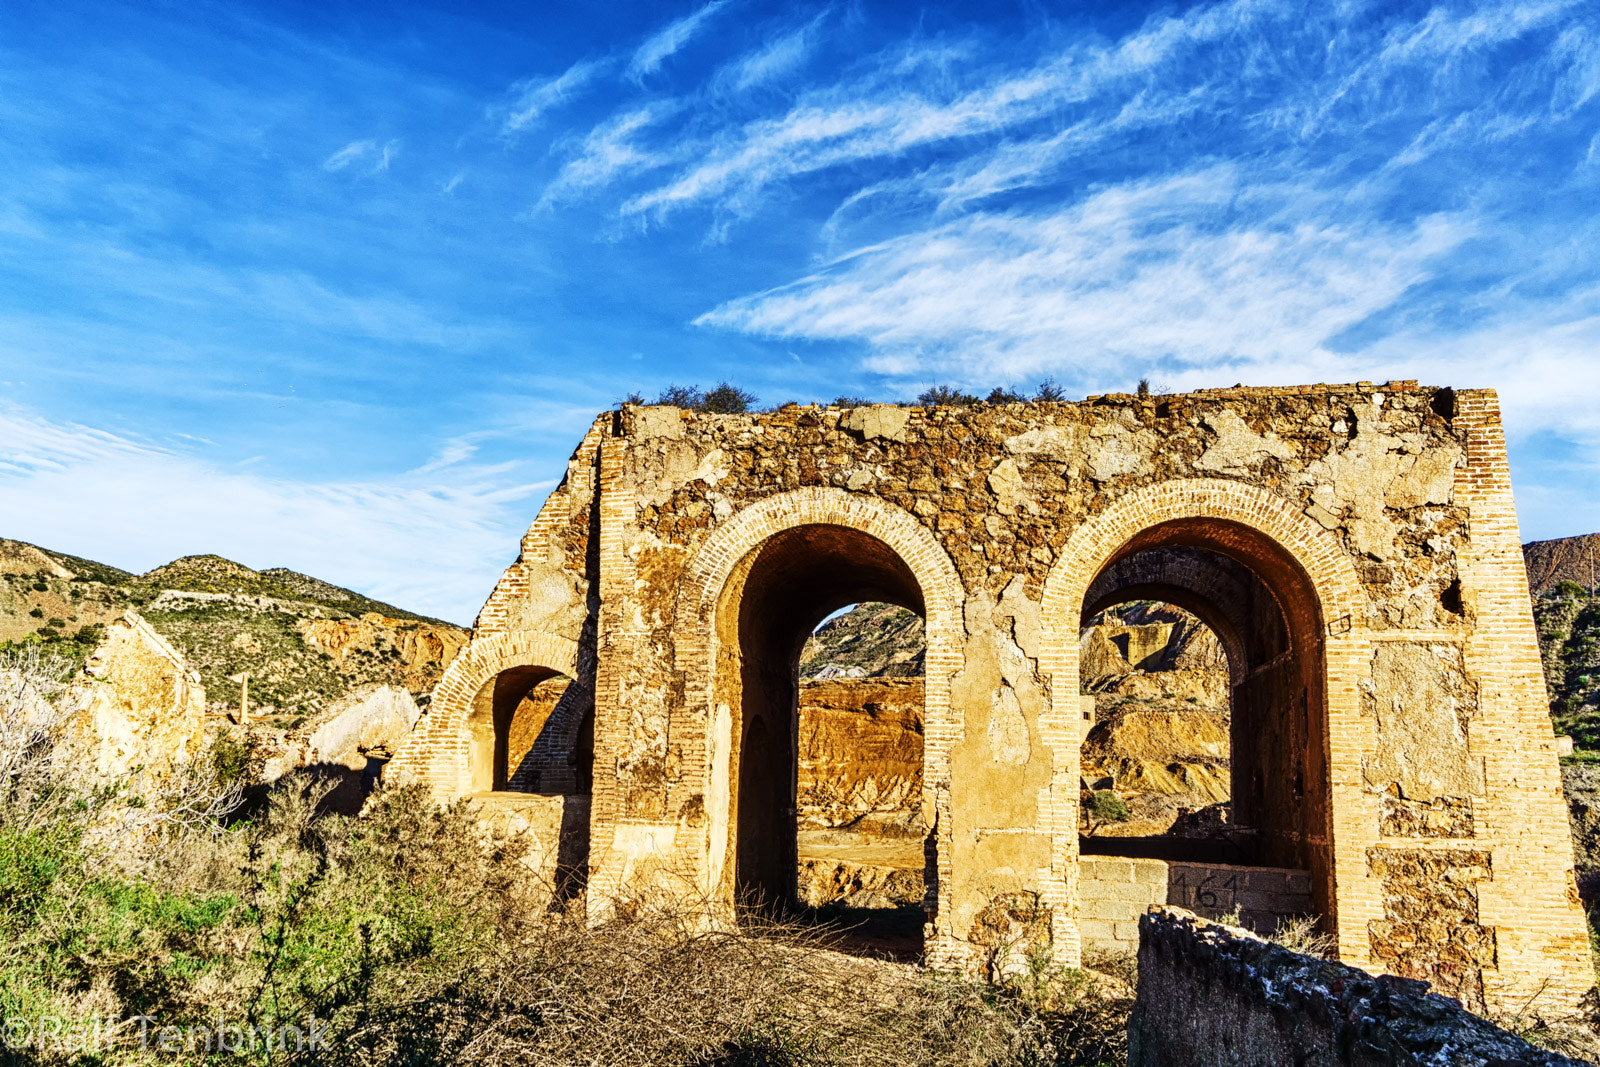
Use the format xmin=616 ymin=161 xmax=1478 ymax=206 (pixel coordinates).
xmin=915 ymin=385 xmax=980 ymax=406
xmin=1084 ymin=790 xmax=1131 ymax=827
xmin=701 ymin=381 xmax=759 ymax=414
xmin=1269 ymin=915 xmax=1335 ymax=958
xmin=623 ymin=382 xmax=763 ymax=414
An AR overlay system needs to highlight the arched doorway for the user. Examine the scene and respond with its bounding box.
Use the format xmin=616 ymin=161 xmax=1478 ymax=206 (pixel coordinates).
xmin=1079 ymin=539 xmax=1325 ymax=881
xmin=1040 ymin=479 xmax=1370 ymax=963
xmin=662 ymin=487 xmax=965 ymax=967
xmin=714 ymin=525 xmax=928 ymax=925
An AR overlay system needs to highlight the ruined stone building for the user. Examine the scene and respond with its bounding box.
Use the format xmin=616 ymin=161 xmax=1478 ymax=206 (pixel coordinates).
xmin=387 ymin=382 xmax=1592 ymax=1014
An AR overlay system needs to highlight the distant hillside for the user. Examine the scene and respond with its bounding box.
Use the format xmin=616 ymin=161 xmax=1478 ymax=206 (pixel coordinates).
xmin=800 ymin=603 xmax=924 ymax=679
xmin=1525 ymin=534 xmax=1600 ymax=597
xmin=0 ymin=539 xmax=466 ymax=723
xmin=1523 ymin=534 xmax=1600 ymax=752
xmin=1535 ymin=584 xmax=1600 ymax=750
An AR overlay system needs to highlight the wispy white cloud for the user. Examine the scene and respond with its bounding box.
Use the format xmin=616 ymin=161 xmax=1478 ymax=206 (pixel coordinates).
xmin=322 ymin=139 xmax=375 ymax=171
xmin=0 ymin=404 xmax=551 ymax=623
xmin=539 ymin=105 xmax=682 ymax=205
xmin=613 ymin=0 xmax=1287 ymax=224
xmin=502 ymin=57 xmax=609 ymax=134
xmin=713 ymin=14 xmax=822 ymax=94
xmin=699 ymin=168 xmax=1469 ymax=379
xmin=321 ymin=138 xmax=399 ymax=175
xmin=626 ymin=1 xmax=728 ymax=83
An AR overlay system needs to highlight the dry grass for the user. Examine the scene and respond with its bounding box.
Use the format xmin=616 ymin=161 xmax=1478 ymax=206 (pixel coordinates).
xmin=2 ymin=648 xmax=1131 ymax=1066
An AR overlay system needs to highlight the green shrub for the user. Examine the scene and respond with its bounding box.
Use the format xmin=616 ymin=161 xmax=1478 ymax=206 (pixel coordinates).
xmin=915 ymin=385 xmax=980 ymax=406
xmin=0 ymin=823 xmax=80 ymax=930
xmin=1558 ymin=581 xmax=1589 ymax=599
xmin=647 ymin=382 xmax=760 ymax=413
xmin=0 ymin=650 xmax=1121 ymax=1067
xmin=1085 ymin=791 xmax=1131 ymax=822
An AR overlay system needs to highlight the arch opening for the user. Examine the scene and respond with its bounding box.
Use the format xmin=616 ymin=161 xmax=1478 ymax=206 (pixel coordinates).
xmin=1077 ymin=522 xmax=1332 ymax=921
xmin=465 ymin=666 xmax=594 ymax=795
xmin=1080 ymin=598 xmax=1235 ymax=841
xmin=714 ymin=523 xmax=929 ymax=957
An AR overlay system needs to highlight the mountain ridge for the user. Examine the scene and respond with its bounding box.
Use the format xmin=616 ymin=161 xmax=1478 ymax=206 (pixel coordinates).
xmin=0 ymin=537 xmax=466 ymax=723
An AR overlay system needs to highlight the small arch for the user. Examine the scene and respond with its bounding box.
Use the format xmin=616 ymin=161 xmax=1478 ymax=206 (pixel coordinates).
xmin=394 ymin=629 xmax=581 ymax=799
xmin=678 ymin=487 xmax=963 ymax=633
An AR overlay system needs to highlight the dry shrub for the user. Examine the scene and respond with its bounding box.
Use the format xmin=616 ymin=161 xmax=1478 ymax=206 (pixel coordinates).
xmin=1491 ymin=984 xmax=1600 ymax=1062
xmin=6 ymin=766 xmax=1084 ymax=1066
xmin=3 ymin=652 xmax=1128 ymax=1065
xmin=372 ymin=919 xmax=1056 ymax=1067
xmin=1268 ymin=915 xmax=1335 ymax=959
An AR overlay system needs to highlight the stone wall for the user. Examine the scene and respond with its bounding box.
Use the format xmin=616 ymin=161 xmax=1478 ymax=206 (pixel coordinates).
xmin=1078 ymin=857 xmax=1313 ymax=955
xmin=464 ymin=792 xmax=591 ymax=906
xmin=1129 ymin=907 xmax=1585 ymax=1067
xmin=388 ymin=382 xmax=1592 ymax=1011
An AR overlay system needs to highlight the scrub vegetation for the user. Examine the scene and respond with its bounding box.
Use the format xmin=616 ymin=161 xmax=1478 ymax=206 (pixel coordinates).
xmin=0 ymin=648 xmax=1132 ymax=1067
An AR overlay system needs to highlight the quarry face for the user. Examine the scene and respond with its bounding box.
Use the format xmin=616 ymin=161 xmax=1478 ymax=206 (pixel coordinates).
xmin=388 ymin=381 xmax=1593 ymax=1014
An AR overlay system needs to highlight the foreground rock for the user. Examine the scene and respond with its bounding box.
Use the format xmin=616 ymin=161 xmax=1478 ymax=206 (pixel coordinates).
xmin=256 ymin=683 xmax=423 ymax=812
xmin=1131 ymin=907 xmax=1590 ymax=1065
xmin=71 ymin=611 xmax=208 ymax=777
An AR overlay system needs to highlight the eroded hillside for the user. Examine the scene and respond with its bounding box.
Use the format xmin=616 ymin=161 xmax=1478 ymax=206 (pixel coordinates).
xmin=0 ymin=538 xmax=466 ymax=721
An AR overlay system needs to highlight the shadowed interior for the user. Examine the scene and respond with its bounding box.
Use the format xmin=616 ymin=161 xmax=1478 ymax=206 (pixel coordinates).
xmin=467 ymin=666 xmax=592 ymax=793
xmin=1081 ymin=522 xmax=1331 ymax=922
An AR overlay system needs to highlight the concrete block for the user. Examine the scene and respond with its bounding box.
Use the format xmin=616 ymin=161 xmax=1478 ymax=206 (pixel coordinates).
xmin=1242 ymin=870 xmax=1288 ymax=898
xmin=1081 ymin=898 xmax=1141 ymax=922
xmin=1131 ymin=858 xmax=1169 ymax=885
xmin=1083 ymin=858 xmax=1134 ymax=883
xmin=1107 ymin=881 xmax=1166 ymax=905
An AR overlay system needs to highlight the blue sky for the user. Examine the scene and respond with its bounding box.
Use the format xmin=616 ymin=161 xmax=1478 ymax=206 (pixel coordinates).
xmin=2 ymin=0 xmax=1598 ymax=623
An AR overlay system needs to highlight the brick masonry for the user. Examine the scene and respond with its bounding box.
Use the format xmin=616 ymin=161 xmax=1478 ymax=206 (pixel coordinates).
xmin=385 ymin=382 xmax=1593 ymax=1013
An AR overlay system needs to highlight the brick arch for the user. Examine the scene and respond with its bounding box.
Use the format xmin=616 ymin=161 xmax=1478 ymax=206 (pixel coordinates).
xmin=678 ymin=487 xmax=964 ymax=633
xmin=1036 ymin=478 xmax=1370 ymax=965
xmin=673 ymin=487 xmax=966 ymax=964
xmin=1042 ymin=480 xmax=1365 ymax=631
xmin=388 ymin=629 xmax=581 ymax=798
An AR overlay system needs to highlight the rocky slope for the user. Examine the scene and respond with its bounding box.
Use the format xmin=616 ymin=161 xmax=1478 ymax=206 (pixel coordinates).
xmin=1534 ymin=585 xmax=1600 ymax=750
xmin=1076 ymin=602 xmax=1234 ymax=836
xmin=799 ymin=603 xmax=924 ymax=679
xmin=1525 ymin=533 xmax=1600 ymax=597
xmin=0 ymin=538 xmax=466 ymax=723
